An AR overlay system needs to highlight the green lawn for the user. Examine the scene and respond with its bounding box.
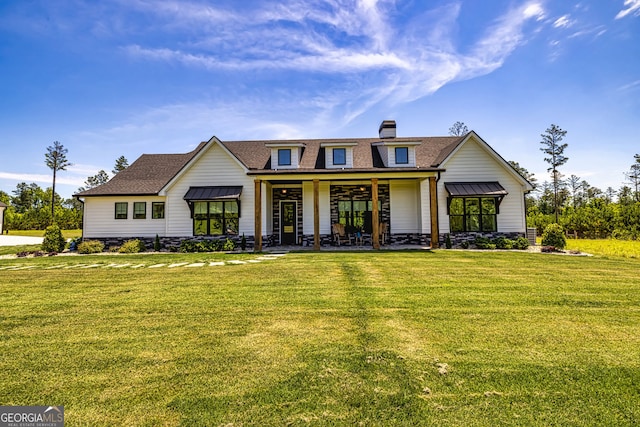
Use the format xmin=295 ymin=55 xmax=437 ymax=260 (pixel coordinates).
xmin=566 ymin=238 xmax=640 ymax=259
xmin=1 ymin=251 xmax=639 ymax=426
xmin=3 ymin=229 xmax=82 ymax=239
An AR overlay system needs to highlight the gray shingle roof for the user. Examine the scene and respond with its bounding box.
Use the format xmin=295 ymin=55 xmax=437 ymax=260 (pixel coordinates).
xmin=75 ymin=135 xmax=466 ymax=197
xmin=74 ymin=142 xmax=207 ymax=197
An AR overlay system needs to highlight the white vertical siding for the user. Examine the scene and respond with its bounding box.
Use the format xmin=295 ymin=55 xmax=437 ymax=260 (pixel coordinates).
xmin=165 ymin=143 xmax=254 ymax=236
xmin=419 ymin=179 xmax=431 ymax=234
xmin=83 ymin=196 xmax=167 ymax=238
xmin=389 ymin=180 xmax=420 ymax=233
xmin=303 ymin=181 xmax=330 ymax=235
xmin=438 ymin=138 xmax=527 ymax=233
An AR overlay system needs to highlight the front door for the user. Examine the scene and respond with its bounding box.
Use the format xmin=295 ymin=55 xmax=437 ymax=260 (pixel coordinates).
xmin=280 ymin=202 xmax=297 ymax=244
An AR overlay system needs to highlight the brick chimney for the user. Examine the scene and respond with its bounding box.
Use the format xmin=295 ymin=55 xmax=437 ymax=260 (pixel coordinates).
xmin=378 ymin=120 xmax=396 ymax=139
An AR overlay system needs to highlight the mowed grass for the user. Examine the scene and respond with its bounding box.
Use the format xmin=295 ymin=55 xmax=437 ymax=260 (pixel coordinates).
xmin=566 ymin=238 xmax=640 ymax=259
xmin=4 ymin=229 xmax=82 ymax=239
xmin=1 ymin=251 xmax=639 ymax=426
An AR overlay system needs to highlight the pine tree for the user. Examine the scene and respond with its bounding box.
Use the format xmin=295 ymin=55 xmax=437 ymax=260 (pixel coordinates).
xmin=539 ymin=124 xmax=568 ymax=223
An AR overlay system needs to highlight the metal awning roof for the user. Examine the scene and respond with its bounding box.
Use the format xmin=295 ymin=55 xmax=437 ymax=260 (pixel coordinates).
xmin=183 ymin=186 xmax=243 ymax=200
xmin=444 ymin=182 xmax=508 ymax=197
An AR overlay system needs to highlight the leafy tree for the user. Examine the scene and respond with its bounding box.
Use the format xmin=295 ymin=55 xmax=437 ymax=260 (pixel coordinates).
xmin=605 ymin=187 xmax=617 ymax=204
xmin=0 ymin=190 xmax=9 ymax=205
xmin=448 ymin=121 xmax=469 ymax=136
xmin=539 ymin=124 xmax=568 ymax=223
xmin=11 ymin=182 xmax=46 ymax=213
xmin=45 ymin=141 xmax=72 ymax=224
xmin=113 ymin=156 xmax=129 ymax=175
xmin=618 ymin=186 xmax=634 ymax=205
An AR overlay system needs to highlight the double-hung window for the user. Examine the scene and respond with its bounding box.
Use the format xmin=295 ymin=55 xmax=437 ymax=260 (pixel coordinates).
xmin=115 ymin=202 xmax=128 ymax=219
xmin=133 ymin=202 xmax=146 ymax=219
xmin=152 ymin=202 xmax=165 ymax=219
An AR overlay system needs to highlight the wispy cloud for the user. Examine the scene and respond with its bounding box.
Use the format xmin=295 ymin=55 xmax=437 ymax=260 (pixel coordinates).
xmin=618 ymin=79 xmax=640 ymax=91
xmin=616 ymin=0 xmax=640 ymax=19
xmin=553 ymin=15 xmax=573 ymax=28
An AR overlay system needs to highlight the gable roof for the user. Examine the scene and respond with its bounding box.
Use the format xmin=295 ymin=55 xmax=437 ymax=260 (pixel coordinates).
xmin=0 ymin=201 xmax=7 ymax=208
xmin=74 ymin=142 xmax=207 ymax=197
xmin=74 ymin=133 xmax=486 ymax=197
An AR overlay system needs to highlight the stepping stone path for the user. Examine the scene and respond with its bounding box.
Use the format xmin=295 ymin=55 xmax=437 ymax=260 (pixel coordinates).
xmin=0 ymin=253 xmax=286 ymax=271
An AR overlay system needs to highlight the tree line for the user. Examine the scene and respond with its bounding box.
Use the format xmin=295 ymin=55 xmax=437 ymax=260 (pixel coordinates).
xmin=450 ymin=122 xmax=640 ymax=240
xmin=0 ymin=141 xmax=128 ymax=231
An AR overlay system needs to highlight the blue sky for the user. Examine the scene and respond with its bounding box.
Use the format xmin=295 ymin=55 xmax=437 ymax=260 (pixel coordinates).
xmin=1 ymin=0 xmax=639 ymax=200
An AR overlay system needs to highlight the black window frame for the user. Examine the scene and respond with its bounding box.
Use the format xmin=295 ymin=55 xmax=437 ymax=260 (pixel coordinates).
xmin=395 ymin=147 xmax=409 ymax=164
xmin=278 ymin=149 xmax=292 ymax=166
xmin=152 ymin=202 xmax=165 ymax=219
xmin=193 ymin=200 xmax=240 ymax=236
xmin=133 ymin=202 xmax=147 ymax=219
xmin=115 ymin=202 xmax=128 ymax=220
xmin=448 ymin=197 xmax=498 ymax=233
xmin=333 ymin=148 xmax=346 ymax=165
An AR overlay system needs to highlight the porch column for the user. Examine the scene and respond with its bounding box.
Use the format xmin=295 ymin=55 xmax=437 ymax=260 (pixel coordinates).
xmin=371 ymin=178 xmax=380 ymax=249
xmin=313 ymin=179 xmax=320 ymax=250
xmin=429 ymin=176 xmax=439 ymax=249
xmin=254 ymin=179 xmax=262 ymax=252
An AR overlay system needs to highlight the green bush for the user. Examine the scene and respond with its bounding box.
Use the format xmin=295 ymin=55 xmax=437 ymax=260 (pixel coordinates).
xmin=41 ymin=224 xmax=66 ymax=253
xmin=541 ymin=223 xmax=567 ymax=249
xmin=474 ymin=236 xmax=496 ymax=250
xmin=513 ymin=236 xmax=530 ymax=250
xmin=154 ymin=234 xmax=162 ymax=251
xmin=77 ymin=240 xmax=105 ymax=254
xmin=445 ymin=234 xmax=452 ymax=249
xmin=493 ymin=237 xmax=513 ymax=250
xmin=119 ymin=239 xmax=146 ymax=253
xmin=179 ymin=238 xmax=236 ymax=253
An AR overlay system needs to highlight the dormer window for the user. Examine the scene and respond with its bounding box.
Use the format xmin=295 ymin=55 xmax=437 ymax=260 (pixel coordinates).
xmin=278 ymin=149 xmax=291 ymax=166
xmin=321 ymin=142 xmax=358 ymax=169
xmin=373 ymin=140 xmax=420 ymax=167
xmin=395 ymin=147 xmax=409 ymax=164
xmin=266 ymin=143 xmax=305 ymax=170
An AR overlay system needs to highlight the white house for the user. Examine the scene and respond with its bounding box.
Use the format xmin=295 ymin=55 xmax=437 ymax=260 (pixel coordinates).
xmin=75 ymin=120 xmax=533 ymax=250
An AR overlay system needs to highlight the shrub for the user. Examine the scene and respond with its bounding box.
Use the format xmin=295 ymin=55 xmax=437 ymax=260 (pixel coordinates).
xmin=154 ymin=234 xmax=162 ymax=251
xmin=240 ymin=234 xmax=247 ymax=251
xmin=493 ymin=237 xmax=513 ymax=250
xmin=513 ymin=236 xmax=530 ymax=250
xmin=541 ymin=223 xmax=566 ymax=249
xmin=119 ymin=239 xmax=146 ymax=253
xmin=41 ymin=224 xmax=66 ymax=253
xmin=474 ymin=236 xmax=496 ymax=250
xmin=179 ymin=238 xmax=236 ymax=253
xmin=445 ymin=234 xmax=452 ymax=249
xmin=77 ymin=240 xmax=105 ymax=254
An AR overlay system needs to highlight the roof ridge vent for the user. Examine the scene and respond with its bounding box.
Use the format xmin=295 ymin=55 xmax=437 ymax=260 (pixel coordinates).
xmin=379 ymin=120 xmax=396 ymax=139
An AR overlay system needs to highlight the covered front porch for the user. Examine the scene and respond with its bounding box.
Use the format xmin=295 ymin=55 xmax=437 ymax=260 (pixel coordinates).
xmin=252 ymin=174 xmax=441 ymax=251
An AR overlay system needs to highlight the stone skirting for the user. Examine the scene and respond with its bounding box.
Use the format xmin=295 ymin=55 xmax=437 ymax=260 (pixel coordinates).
xmin=84 ymin=232 xmax=524 ymax=250
xmin=440 ymin=232 xmax=525 ymax=248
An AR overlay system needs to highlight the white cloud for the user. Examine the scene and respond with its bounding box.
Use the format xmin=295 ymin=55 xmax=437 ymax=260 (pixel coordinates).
xmin=616 ymin=0 xmax=640 ymax=19
xmin=553 ymin=15 xmax=573 ymax=28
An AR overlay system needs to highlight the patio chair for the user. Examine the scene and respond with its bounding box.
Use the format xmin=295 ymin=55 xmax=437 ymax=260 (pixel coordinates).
xmin=379 ymin=222 xmax=388 ymax=245
xmin=332 ymin=223 xmax=352 ymax=246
